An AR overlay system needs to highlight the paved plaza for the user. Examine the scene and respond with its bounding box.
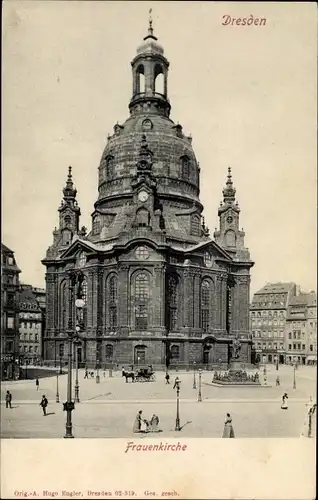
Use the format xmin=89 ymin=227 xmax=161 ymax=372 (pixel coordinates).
xmin=1 ymin=365 xmax=316 ymax=439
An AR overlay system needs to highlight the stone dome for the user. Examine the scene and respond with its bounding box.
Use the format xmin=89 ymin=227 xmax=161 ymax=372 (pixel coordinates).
xmin=96 ymin=112 xmax=201 ymax=212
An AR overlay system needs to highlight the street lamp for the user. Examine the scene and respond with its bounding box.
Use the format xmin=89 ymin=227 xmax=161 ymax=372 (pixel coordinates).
xmin=193 ymin=361 xmax=196 ymax=389
xmin=59 ymin=351 xmax=63 ymax=375
xmin=263 ymin=364 xmax=267 ymax=386
xmin=74 ymin=326 xmax=81 ymax=402
xmin=175 ymin=379 xmax=181 ymax=431
xmin=276 ymin=352 xmax=279 ymax=371
xmin=96 ymin=358 xmax=100 ymax=384
xmin=198 ymin=369 xmax=202 ymax=402
xmin=56 ymin=370 xmax=60 ymax=403
xmin=293 ymin=363 xmax=296 ymax=389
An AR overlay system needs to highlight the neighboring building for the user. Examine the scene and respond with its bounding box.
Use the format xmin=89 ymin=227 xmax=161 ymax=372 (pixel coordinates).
xmin=18 ymin=285 xmax=44 ymax=365
xmin=285 ymin=291 xmax=317 ymax=365
xmin=250 ymin=282 xmax=297 ymax=364
xmin=42 ymin=20 xmax=254 ymax=368
xmin=32 ymin=287 xmax=46 ymax=360
xmin=1 ymin=243 xmax=21 ymax=379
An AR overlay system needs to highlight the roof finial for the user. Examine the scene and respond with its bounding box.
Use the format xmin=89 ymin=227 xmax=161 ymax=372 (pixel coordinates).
xmin=144 ymin=8 xmax=157 ymax=41
xmin=63 ymin=165 xmax=77 ymax=200
xmin=222 ymin=166 xmax=236 ymax=204
xmin=148 ymin=8 xmax=153 ymax=35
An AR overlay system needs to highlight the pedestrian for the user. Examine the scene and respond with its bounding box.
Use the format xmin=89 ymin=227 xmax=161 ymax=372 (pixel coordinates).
xmin=103 ymin=369 xmax=106 ymax=378
xmin=150 ymin=414 xmax=160 ymax=432
xmin=133 ymin=410 xmax=143 ymax=433
xmin=84 ymin=369 xmax=88 ymax=379
xmin=5 ymin=390 xmax=12 ymax=409
xmin=222 ymin=413 xmax=235 ymax=438
xmin=281 ymin=393 xmax=288 ymax=410
xmin=122 ymin=367 xmax=125 ymax=377
xmin=276 ymin=376 xmax=280 ymax=386
xmin=165 ymin=372 xmax=170 ymax=384
xmin=173 ymin=376 xmax=180 ymax=389
xmin=40 ymin=395 xmax=48 ymax=416
xmin=35 ymin=378 xmax=39 ymax=390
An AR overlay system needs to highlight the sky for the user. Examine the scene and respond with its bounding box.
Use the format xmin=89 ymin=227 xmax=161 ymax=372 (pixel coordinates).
xmin=2 ymin=1 xmax=317 ymax=297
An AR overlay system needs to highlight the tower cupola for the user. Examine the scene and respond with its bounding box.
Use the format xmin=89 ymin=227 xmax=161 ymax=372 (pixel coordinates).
xmin=129 ymin=11 xmax=170 ymax=117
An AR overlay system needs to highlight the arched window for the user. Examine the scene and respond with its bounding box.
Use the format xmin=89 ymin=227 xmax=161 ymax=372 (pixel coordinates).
xmin=225 ymin=230 xmax=236 ymax=247
xmin=170 ymin=345 xmax=180 ymax=360
xmin=62 ymin=228 xmax=72 ymax=245
xmin=181 ymin=156 xmax=190 ymax=179
xmin=108 ymin=275 xmax=118 ymax=328
xmin=154 ymin=64 xmax=164 ymax=94
xmin=134 ymin=273 xmax=149 ymax=330
xmin=201 ymin=280 xmax=210 ymax=332
xmin=105 ymin=344 xmax=113 ymax=360
xmin=60 ymin=281 xmax=67 ymax=330
xmin=93 ymin=215 xmax=101 ymax=235
xmin=168 ymin=275 xmax=179 ymax=331
xmin=136 ymin=208 xmax=150 ymax=227
xmin=105 ymin=155 xmax=114 ymax=180
xmin=134 ymin=344 xmax=146 ymax=364
xmin=136 ymin=65 xmax=145 ymax=93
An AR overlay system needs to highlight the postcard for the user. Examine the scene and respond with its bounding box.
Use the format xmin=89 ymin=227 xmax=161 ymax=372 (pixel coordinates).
xmin=1 ymin=1 xmax=316 ymax=499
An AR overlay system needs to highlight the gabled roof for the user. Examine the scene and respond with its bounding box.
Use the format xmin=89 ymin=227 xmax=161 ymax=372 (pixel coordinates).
xmin=1 ymin=243 xmax=14 ymax=253
xmin=255 ymin=282 xmax=296 ymax=295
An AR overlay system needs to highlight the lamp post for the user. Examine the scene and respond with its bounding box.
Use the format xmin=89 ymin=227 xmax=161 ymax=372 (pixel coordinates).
xmin=96 ymin=358 xmax=100 ymax=384
xmin=198 ymin=369 xmax=202 ymax=402
xmin=74 ymin=327 xmax=81 ymax=403
xmin=293 ymin=363 xmax=296 ymax=389
xmin=56 ymin=370 xmax=60 ymax=403
xmin=263 ymin=364 xmax=267 ymax=386
xmin=64 ymin=325 xmax=74 ymax=438
xmin=276 ymin=352 xmax=279 ymax=371
xmin=59 ymin=352 xmax=63 ymax=375
xmin=175 ymin=379 xmax=181 ymax=431
xmin=193 ymin=362 xmax=196 ymax=389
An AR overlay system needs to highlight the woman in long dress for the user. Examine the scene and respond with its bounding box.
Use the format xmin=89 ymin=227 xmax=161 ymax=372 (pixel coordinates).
xmin=281 ymin=393 xmax=288 ymax=410
xmin=133 ymin=410 xmax=142 ymax=433
xmin=222 ymin=413 xmax=235 ymax=438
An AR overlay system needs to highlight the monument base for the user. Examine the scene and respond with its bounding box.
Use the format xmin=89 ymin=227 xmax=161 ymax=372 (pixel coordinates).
xmin=212 ymin=362 xmax=261 ymax=386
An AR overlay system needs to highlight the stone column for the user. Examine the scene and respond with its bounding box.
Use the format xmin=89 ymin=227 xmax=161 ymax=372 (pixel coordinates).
xmin=153 ymin=264 xmax=166 ymax=329
xmin=87 ymin=270 xmax=94 ymax=331
xmin=215 ymin=275 xmax=223 ymax=330
xmin=118 ymin=265 xmax=129 ymax=330
xmin=193 ymin=274 xmax=201 ymax=329
xmin=45 ymin=274 xmax=55 ymax=334
xmin=96 ymin=269 xmax=104 ymax=332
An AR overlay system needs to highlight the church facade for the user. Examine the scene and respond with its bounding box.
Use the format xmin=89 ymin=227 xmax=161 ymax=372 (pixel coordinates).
xmin=42 ymin=21 xmax=254 ymax=369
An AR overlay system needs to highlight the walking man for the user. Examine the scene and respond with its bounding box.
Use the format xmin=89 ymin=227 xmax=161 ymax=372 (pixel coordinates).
xmin=40 ymin=394 xmax=48 ymax=416
xmin=173 ymin=376 xmax=180 ymax=390
xmin=165 ymin=372 xmax=170 ymax=384
xmin=276 ymin=376 xmax=280 ymax=386
xmin=35 ymin=378 xmax=39 ymax=391
xmin=84 ymin=369 xmax=88 ymax=379
xmin=5 ymin=390 xmax=12 ymax=409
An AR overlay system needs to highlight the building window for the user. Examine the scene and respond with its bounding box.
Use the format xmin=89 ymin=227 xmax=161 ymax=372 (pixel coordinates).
xmin=225 ymin=230 xmax=236 ymax=247
xmin=302 ymin=344 xmax=305 ymax=350
xmin=135 ymin=246 xmax=150 ymax=260
xmin=191 ymin=215 xmax=200 ymax=236
xmin=288 ymin=332 xmax=291 ymax=339
xmin=108 ymin=275 xmax=118 ymax=328
xmin=105 ymin=344 xmax=113 ymax=359
xmin=134 ymin=273 xmax=149 ymax=330
xmin=168 ymin=275 xmax=179 ymax=331
xmin=29 ymin=346 xmax=32 ymax=353
xmin=7 ymin=317 xmax=14 ymax=329
xmin=35 ymin=334 xmax=38 ymax=342
xmin=288 ymin=344 xmax=292 ymax=350
xmin=34 ymin=346 xmax=38 ymax=353
xmin=181 ymin=156 xmax=190 ymax=179
xmin=170 ymin=345 xmax=180 ymax=360
xmin=105 ymin=155 xmax=114 ymax=180
xmin=7 ymin=293 xmax=15 ymax=308
xmin=310 ymin=345 xmax=313 ymax=351
xmin=8 ymin=256 xmax=14 ymax=265
xmin=201 ymin=280 xmax=210 ymax=332
xmin=59 ymin=344 xmax=64 ymax=357
xmin=92 ymin=216 xmax=101 ymax=235
xmin=136 ymin=208 xmax=150 ymax=227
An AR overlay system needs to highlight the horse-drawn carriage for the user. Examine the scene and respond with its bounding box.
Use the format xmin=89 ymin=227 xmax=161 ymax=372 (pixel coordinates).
xmin=135 ymin=367 xmax=156 ymax=382
xmin=122 ymin=366 xmax=156 ymax=383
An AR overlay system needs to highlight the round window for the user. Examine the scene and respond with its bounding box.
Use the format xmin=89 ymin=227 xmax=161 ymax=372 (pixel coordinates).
xmin=135 ymin=246 xmax=150 ymax=260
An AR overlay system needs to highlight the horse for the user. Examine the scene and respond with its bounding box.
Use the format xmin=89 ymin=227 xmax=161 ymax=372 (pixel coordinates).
xmin=122 ymin=370 xmax=135 ymax=383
